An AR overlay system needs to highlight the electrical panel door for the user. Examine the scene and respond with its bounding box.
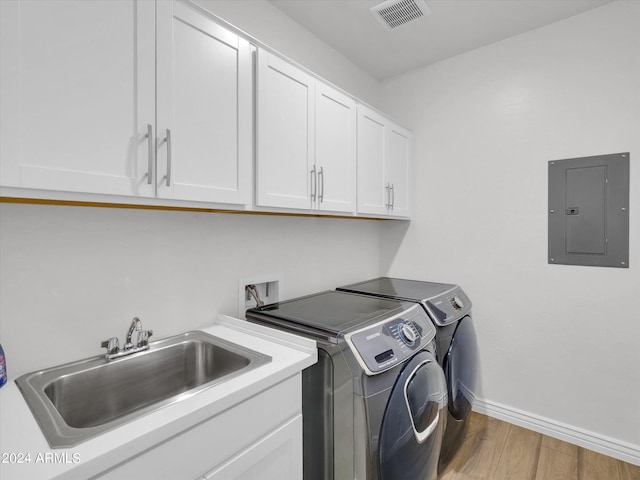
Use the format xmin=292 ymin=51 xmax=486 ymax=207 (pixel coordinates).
xmin=548 ymin=152 xmax=629 ymax=268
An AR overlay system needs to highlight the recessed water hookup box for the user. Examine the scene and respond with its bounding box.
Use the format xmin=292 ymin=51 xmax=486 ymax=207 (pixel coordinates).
xmin=238 ymin=274 xmax=282 ymax=318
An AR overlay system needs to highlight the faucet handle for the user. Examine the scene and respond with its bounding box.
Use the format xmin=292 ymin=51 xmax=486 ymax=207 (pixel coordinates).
xmin=136 ymin=329 xmax=153 ymax=347
xmin=124 ymin=317 xmax=143 ymax=349
xmin=101 ymin=337 xmax=120 ymax=355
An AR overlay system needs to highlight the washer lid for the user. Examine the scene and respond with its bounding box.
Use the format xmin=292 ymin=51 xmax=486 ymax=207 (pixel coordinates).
xmin=247 ymin=291 xmax=437 ymax=375
xmin=249 ymin=290 xmax=411 ymax=339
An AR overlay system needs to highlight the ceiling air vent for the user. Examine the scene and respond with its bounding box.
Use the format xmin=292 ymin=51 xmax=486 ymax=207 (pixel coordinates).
xmin=371 ymin=0 xmax=431 ymax=30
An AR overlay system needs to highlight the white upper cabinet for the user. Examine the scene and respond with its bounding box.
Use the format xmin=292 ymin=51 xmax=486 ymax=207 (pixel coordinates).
xmin=1 ymin=1 xmax=409 ymax=218
xmin=357 ymin=105 xmax=412 ymax=218
xmin=156 ymin=1 xmax=252 ymax=205
xmin=314 ymin=83 xmax=357 ymax=213
xmin=385 ymin=123 xmax=412 ymax=218
xmin=256 ymin=49 xmax=356 ymax=214
xmin=357 ymin=107 xmax=387 ymax=216
xmin=256 ymin=50 xmax=315 ymax=211
xmin=0 ymin=0 xmax=251 ymax=206
xmin=0 ymin=0 xmax=155 ymax=197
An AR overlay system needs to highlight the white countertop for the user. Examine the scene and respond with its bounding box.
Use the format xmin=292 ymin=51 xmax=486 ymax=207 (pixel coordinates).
xmin=0 ymin=315 xmax=316 ymax=480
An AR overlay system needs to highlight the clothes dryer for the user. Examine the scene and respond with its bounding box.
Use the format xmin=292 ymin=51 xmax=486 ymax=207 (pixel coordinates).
xmin=337 ymin=278 xmax=478 ymax=465
xmin=246 ymin=290 xmax=447 ymax=480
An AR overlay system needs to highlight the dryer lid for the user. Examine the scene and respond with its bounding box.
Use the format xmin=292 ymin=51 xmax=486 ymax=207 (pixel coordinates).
xmin=338 ymin=277 xmax=457 ymax=303
xmin=338 ymin=277 xmax=472 ymax=326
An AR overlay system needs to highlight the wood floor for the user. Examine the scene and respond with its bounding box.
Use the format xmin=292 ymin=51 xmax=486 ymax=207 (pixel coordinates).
xmin=439 ymin=413 xmax=640 ymax=480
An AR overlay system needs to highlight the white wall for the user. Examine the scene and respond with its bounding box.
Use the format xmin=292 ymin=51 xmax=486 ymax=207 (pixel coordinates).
xmin=0 ymin=204 xmax=381 ymax=377
xmin=380 ymin=0 xmax=640 ymax=458
xmin=195 ymin=0 xmax=383 ymax=108
xmin=0 ymin=1 xmax=385 ymax=378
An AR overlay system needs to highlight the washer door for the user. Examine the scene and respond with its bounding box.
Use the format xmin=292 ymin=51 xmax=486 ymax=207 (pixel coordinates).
xmin=378 ymin=351 xmax=447 ymax=480
xmin=443 ymin=315 xmax=478 ymax=420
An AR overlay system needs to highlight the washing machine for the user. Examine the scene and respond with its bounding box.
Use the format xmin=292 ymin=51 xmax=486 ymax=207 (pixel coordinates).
xmin=246 ymin=290 xmax=447 ymax=480
xmin=337 ymin=278 xmax=478 ymax=465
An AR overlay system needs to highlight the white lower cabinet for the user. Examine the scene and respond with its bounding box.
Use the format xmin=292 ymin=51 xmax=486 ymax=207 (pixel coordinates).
xmin=94 ymin=375 xmax=302 ymax=480
xmin=203 ymin=415 xmax=302 ymax=480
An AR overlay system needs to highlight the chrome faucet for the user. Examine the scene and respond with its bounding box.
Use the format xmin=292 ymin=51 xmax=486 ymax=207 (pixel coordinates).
xmin=101 ymin=317 xmax=153 ymax=360
xmin=124 ymin=317 xmax=142 ymax=349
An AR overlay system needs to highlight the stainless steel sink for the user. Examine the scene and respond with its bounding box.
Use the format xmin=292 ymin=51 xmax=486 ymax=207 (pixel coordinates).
xmin=16 ymin=331 xmax=271 ymax=448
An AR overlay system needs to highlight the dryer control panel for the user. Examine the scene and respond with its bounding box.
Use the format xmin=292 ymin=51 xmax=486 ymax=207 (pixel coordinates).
xmin=344 ymin=304 xmax=437 ymax=376
xmin=423 ymin=286 xmax=472 ymax=326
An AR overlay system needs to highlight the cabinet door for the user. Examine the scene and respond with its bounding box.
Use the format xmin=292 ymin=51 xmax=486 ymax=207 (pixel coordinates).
xmin=256 ymin=50 xmax=315 ymax=210
xmin=94 ymin=375 xmax=302 ymax=480
xmin=156 ymin=1 xmax=252 ymax=205
xmin=385 ymin=123 xmax=412 ymax=218
xmin=0 ymin=0 xmax=155 ymax=197
xmin=205 ymin=415 xmax=302 ymax=480
xmin=315 ymin=83 xmax=356 ymax=214
xmin=356 ymin=106 xmax=387 ymax=216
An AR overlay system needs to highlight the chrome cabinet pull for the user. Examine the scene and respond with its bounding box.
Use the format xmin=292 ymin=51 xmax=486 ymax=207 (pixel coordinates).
xmin=164 ymin=128 xmax=172 ymax=187
xmin=318 ymin=166 xmax=324 ymax=203
xmin=144 ymin=124 xmax=153 ymax=185
xmin=390 ymin=183 xmax=395 ymax=210
xmin=311 ymin=166 xmax=317 ymax=202
xmin=385 ymin=182 xmax=391 ymax=208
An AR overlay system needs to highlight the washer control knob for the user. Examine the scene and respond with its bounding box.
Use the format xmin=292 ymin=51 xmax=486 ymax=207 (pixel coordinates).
xmin=451 ymin=296 xmax=464 ymax=310
xmin=400 ymin=323 xmax=418 ymax=345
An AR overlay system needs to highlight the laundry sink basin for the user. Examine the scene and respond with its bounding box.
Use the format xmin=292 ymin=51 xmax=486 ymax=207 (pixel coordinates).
xmin=16 ymin=331 xmax=271 ymax=448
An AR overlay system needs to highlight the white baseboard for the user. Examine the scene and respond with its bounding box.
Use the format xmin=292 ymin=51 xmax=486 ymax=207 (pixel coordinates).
xmin=473 ymin=397 xmax=640 ymax=466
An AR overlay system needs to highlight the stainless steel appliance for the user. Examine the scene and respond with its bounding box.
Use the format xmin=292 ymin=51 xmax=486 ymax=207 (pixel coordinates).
xmin=337 ymin=278 xmax=478 ymax=466
xmin=246 ymin=290 xmax=447 ymax=480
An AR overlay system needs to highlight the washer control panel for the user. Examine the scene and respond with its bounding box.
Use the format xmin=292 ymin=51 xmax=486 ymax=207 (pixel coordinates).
xmin=399 ymin=322 xmax=419 ymax=345
xmin=345 ymin=304 xmax=437 ymax=375
xmin=423 ymin=286 xmax=472 ymax=326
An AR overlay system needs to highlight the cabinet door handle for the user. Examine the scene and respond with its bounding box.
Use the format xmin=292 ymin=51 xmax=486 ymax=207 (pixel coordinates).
xmin=310 ymin=166 xmax=317 ymax=202
xmin=144 ymin=124 xmax=153 ymax=185
xmin=318 ymin=166 xmax=324 ymax=203
xmin=164 ymin=128 xmax=172 ymax=187
xmin=390 ymin=183 xmax=395 ymax=210
xmin=385 ymin=182 xmax=391 ymax=208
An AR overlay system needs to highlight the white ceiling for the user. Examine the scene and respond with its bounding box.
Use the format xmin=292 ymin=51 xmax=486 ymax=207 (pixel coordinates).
xmin=268 ymin=0 xmax=615 ymax=81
